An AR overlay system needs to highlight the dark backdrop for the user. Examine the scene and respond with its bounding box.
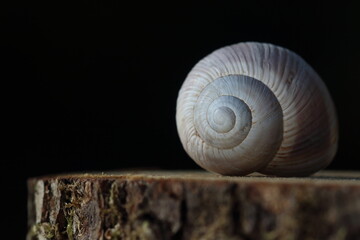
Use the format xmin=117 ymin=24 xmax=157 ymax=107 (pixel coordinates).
xmin=3 ymin=0 xmax=360 ymax=238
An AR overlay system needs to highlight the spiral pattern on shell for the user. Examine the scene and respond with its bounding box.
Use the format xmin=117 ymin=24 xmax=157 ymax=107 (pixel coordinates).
xmin=176 ymin=42 xmax=338 ymax=176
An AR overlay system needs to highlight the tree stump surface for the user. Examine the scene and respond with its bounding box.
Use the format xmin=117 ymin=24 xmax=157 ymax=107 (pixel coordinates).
xmin=27 ymin=170 xmax=360 ymax=240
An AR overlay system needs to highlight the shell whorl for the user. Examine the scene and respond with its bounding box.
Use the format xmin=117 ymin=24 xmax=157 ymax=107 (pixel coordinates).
xmin=176 ymin=42 xmax=338 ymax=176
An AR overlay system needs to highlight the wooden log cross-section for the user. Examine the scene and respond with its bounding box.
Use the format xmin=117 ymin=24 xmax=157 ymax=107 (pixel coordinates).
xmin=27 ymin=170 xmax=360 ymax=240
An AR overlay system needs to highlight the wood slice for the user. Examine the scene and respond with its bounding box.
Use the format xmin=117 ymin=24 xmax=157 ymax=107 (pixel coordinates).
xmin=27 ymin=170 xmax=360 ymax=240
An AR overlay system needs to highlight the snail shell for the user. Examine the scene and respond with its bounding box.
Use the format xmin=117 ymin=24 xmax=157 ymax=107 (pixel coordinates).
xmin=176 ymin=42 xmax=338 ymax=176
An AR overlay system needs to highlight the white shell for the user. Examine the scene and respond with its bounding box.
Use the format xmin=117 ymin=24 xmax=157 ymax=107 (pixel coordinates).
xmin=176 ymin=42 xmax=338 ymax=176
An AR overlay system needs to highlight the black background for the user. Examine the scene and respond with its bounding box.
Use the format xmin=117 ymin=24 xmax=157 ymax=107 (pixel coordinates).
xmin=3 ymin=0 xmax=360 ymax=238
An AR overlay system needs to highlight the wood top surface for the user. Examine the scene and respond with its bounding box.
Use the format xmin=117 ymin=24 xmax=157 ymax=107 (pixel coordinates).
xmin=30 ymin=170 xmax=360 ymax=186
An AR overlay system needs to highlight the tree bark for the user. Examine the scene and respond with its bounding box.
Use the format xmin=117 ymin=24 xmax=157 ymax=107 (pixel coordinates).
xmin=27 ymin=170 xmax=360 ymax=240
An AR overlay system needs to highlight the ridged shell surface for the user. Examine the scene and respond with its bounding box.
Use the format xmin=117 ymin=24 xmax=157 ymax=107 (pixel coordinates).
xmin=176 ymin=42 xmax=338 ymax=176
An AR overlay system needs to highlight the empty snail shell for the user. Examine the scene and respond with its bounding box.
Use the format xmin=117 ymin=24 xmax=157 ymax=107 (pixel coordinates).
xmin=176 ymin=42 xmax=338 ymax=176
